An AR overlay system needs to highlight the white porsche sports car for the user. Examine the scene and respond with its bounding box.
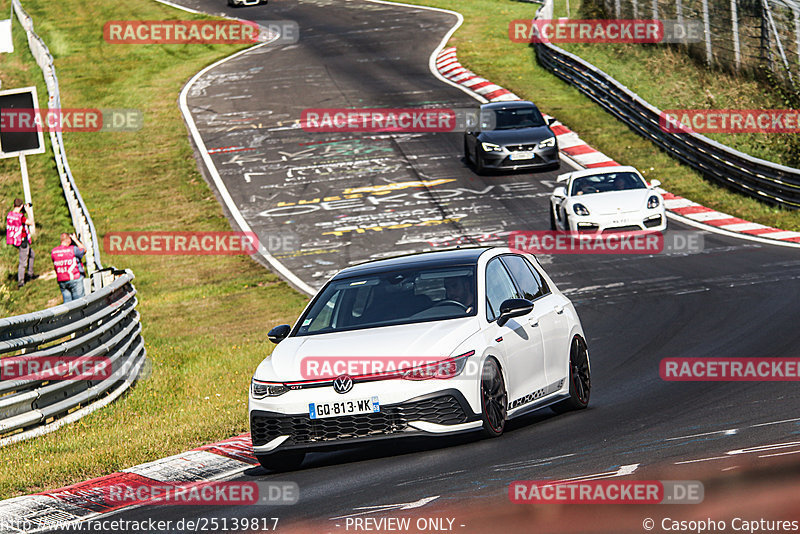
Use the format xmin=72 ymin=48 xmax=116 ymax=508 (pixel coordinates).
xmin=550 ymin=166 xmax=666 ymax=233
xmin=228 ymin=0 xmax=267 ymax=6
xmin=250 ymin=247 xmax=590 ymax=470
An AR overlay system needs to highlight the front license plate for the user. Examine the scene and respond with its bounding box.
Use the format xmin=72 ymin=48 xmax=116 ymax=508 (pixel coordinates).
xmin=510 ymin=151 xmax=535 ymax=161
xmin=309 ymin=397 xmax=380 ymax=419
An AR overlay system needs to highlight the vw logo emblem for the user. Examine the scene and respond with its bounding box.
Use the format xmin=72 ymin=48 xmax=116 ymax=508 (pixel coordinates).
xmin=333 ymin=375 xmax=353 ymax=394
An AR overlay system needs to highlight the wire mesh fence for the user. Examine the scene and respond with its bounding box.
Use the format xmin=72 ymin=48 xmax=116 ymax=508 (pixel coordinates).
xmin=586 ymin=0 xmax=800 ymax=91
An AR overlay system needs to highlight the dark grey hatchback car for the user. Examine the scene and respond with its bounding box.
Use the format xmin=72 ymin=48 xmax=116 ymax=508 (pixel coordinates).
xmin=464 ymin=101 xmax=560 ymax=174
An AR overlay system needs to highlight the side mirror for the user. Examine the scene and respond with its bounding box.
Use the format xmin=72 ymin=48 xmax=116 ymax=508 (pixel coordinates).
xmin=497 ymin=298 xmax=534 ymax=327
xmin=546 ymin=116 xmax=557 ymax=126
xmin=650 ymin=179 xmax=661 ymax=188
xmin=268 ymin=324 xmax=291 ymax=344
xmin=553 ymin=186 xmax=567 ymax=199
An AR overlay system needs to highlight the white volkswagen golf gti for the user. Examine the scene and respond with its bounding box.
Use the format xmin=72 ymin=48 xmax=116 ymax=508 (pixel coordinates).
xmin=250 ymin=247 xmax=590 ymax=470
xmin=550 ymin=165 xmax=666 ymax=233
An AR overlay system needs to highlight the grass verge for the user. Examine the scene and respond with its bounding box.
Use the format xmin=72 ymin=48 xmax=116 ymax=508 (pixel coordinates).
xmin=390 ymin=0 xmax=800 ymax=231
xmin=0 ymin=0 xmax=307 ymax=498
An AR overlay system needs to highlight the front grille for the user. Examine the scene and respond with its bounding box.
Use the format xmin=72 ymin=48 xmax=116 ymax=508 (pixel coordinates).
xmin=251 ymin=395 xmax=468 ymax=446
xmin=506 ymin=143 xmax=537 ymax=151
xmin=602 ymin=225 xmax=642 ymax=233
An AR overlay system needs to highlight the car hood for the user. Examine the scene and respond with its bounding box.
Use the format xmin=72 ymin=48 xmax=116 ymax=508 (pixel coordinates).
xmin=255 ymin=317 xmax=481 ymax=382
xmin=569 ymin=189 xmax=654 ymax=215
xmin=479 ymin=126 xmax=553 ymax=146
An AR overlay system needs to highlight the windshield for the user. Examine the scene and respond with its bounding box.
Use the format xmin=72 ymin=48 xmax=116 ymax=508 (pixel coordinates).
xmin=483 ymin=106 xmax=545 ymax=130
xmin=570 ymin=171 xmax=646 ymax=196
xmin=294 ymin=266 xmax=478 ymax=336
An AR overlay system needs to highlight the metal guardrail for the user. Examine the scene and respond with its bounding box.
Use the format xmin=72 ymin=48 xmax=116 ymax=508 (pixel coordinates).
xmin=0 ymin=270 xmax=146 ymax=445
xmin=12 ymin=0 xmax=103 ymax=273
xmin=534 ymin=0 xmax=800 ymax=209
xmin=0 ymin=1 xmax=145 ymax=445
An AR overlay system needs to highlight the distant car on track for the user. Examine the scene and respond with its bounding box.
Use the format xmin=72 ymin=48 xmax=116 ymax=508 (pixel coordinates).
xmin=549 ymin=165 xmax=666 ymax=233
xmin=464 ymin=101 xmax=560 ymax=174
xmin=228 ymin=0 xmax=267 ymax=6
xmin=250 ymin=247 xmax=590 ymax=470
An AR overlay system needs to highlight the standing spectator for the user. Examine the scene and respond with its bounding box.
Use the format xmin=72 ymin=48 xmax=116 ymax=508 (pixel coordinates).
xmin=6 ymin=198 xmax=36 ymax=289
xmin=51 ymin=232 xmax=86 ymax=303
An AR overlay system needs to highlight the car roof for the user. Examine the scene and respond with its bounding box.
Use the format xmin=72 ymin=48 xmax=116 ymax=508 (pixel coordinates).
xmin=559 ymin=165 xmax=641 ymax=183
xmin=480 ymin=100 xmax=537 ymax=111
xmin=333 ymin=247 xmax=492 ymax=279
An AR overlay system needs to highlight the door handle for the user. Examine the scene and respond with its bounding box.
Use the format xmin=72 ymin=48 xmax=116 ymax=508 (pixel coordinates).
xmin=528 ymin=317 xmax=539 ymax=327
xmin=554 ymin=304 xmax=564 ymax=315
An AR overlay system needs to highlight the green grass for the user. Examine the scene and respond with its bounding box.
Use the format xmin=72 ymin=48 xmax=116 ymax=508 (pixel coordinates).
xmin=0 ymin=0 xmax=308 ymax=498
xmin=0 ymin=6 xmax=74 ymax=315
xmin=389 ymin=0 xmax=800 ymax=231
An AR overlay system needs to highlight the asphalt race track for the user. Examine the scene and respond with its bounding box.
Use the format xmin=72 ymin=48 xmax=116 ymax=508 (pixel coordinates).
xmin=81 ymin=0 xmax=800 ymax=530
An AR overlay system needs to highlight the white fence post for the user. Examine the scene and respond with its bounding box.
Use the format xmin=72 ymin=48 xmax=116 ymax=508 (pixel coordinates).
xmin=794 ymin=7 xmax=800 ymax=74
xmin=732 ymin=0 xmax=741 ymax=72
xmin=702 ymin=0 xmax=713 ymax=65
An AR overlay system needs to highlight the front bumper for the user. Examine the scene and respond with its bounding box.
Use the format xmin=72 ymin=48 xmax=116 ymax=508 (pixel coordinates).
xmin=568 ymin=210 xmax=666 ymax=233
xmin=481 ymin=146 xmax=559 ymax=170
xmin=250 ymin=389 xmax=481 ymax=454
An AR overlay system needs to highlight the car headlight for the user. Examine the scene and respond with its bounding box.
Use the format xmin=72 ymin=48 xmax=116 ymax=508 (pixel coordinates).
xmin=573 ymin=203 xmax=590 ymax=216
xmin=481 ymin=142 xmax=503 ymax=152
xmin=251 ymin=378 xmax=289 ymax=398
xmin=402 ymin=351 xmax=475 ymax=380
xmin=647 ymin=195 xmax=660 ymax=209
xmin=538 ymin=137 xmax=556 ymax=148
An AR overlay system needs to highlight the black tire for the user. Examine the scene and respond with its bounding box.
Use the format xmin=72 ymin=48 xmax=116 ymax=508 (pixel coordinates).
xmin=480 ymin=358 xmax=507 ymax=437
xmin=256 ymin=451 xmax=306 ymax=472
xmin=552 ymin=336 xmax=591 ymax=413
xmin=464 ymin=139 xmax=472 ymax=164
xmin=549 ymin=205 xmax=558 ymax=231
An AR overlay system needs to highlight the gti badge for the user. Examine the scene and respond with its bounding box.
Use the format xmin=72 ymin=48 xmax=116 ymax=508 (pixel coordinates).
xmin=333 ymin=375 xmax=353 ymax=394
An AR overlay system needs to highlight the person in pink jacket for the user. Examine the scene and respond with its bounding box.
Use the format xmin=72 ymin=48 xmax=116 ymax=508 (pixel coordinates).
xmin=6 ymin=198 xmax=36 ymax=288
xmin=51 ymin=232 xmax=86 ymax=302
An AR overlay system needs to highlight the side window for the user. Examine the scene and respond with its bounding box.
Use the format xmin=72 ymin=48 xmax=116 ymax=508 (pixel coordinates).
xmin=524 ymin=257 xmax=551 ymax=296
xmin=501 ymin=255 xmax=544 ymax=301
xmin=485 ymin=258 xmax=520 ymax=321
